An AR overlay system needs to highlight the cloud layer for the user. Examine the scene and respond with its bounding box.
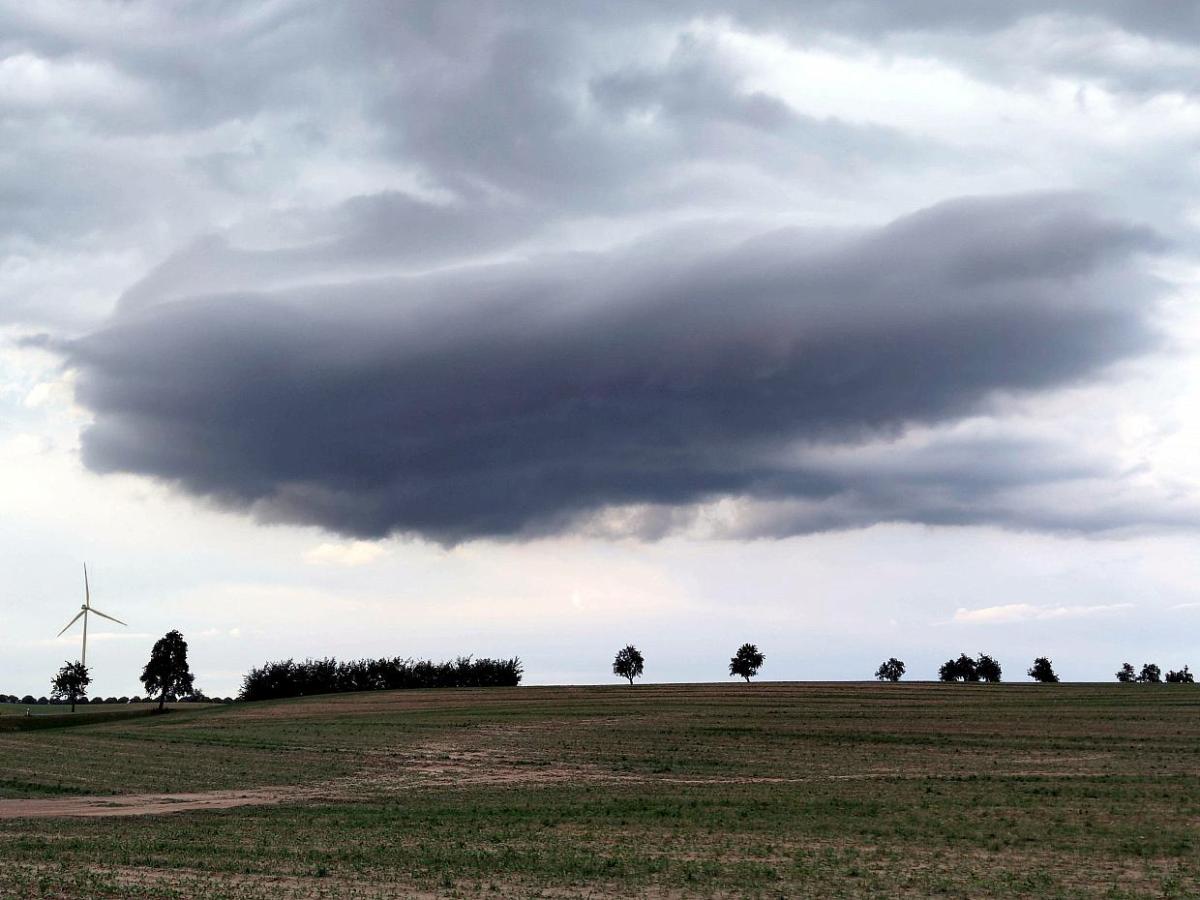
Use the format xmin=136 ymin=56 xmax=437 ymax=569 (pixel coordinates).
xmin=3 ymin=0 xmax=1195 ymax=545
xmin=69 ymin=193 xmax=1166 ymax=543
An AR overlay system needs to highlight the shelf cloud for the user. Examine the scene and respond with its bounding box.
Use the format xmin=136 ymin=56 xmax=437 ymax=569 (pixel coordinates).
xmin=68 ymin=193 xmax=1166 ymax=543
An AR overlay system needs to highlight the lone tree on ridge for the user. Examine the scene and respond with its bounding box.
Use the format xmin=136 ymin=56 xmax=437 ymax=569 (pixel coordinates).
xmin=875 ymin=658 xmax=905 ymax=682
xmin=1116 ymin=662 xmax=1136 ymax=682
xmin=612 ymin=645 xmax=644 ymax=686
xmin=1027 ymin=657 xmax=1059 ymax=683
xmin=50 ymin=661 xmax=91 ymax=712
xmin=729 ymin=644 xmax=765 ymax=682
xmin=141 ymin=630 xmax=195 ymax=711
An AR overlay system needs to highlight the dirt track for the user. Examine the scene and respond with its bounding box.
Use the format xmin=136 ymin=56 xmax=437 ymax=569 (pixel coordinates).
xmin=0 ymin=786 xmax=322 ymax=819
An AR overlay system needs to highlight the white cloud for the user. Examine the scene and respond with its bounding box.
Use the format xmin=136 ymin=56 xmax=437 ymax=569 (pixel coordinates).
xmin=304 ymin=540 xmax=389 ymax=567
xmin=952 ymin=602 xmax=1134 ymax=624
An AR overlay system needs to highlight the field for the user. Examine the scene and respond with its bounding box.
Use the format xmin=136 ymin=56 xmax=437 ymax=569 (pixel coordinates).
xmin=0 ymin=683 xmax=1198 ymax=898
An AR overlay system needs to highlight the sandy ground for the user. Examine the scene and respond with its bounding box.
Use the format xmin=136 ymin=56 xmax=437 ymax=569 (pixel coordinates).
xmin=0 ymin=785 xmax=334 ymax=819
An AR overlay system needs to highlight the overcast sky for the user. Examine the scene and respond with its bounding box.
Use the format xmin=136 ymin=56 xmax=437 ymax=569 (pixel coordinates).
xmin=2 ymin=1 xmax=1199 ymax=697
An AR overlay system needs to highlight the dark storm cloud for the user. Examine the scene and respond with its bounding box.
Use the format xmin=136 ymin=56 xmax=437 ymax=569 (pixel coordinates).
xmin=68 ymin=194 xmax=1165 ymax=543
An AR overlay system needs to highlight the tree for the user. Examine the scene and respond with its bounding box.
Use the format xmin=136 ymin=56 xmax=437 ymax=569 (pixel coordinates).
xmin=50 ymin=661 xmax=91 ymax=712
xmin=612 ymin=645 xmax=644 ymax=686
xmin=938 ymin=653 xmax=979 ymax=682
xmin=976 ymin=653 xmax=1002 ymax=683
xmin=1027 ymin=657 xmax=1059 ymax=683
xmin=1166 ymin=666 xmax=1194 ymax=684
xmin=875 ymin=658 xmax=906 ymax=682
xmin=1138 ymin=663 xmax=1162 ymax=684
xmin=729 ymin=643 xmax=765 ymax=682
xmin=1116 ymin=662 xmax=1136 ymax=683
xmin=141 ymin=630 xmax=195 ymax=711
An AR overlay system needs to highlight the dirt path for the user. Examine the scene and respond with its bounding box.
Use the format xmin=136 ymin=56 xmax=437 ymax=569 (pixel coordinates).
xmin=0 ymin=785 xmax=327 ymax=819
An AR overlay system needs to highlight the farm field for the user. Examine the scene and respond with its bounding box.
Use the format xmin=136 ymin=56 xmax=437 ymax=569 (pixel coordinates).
xmin=0 ymin=701 xmax=220 ymax=717
xmin=0 ymin=683 xmax=1198 ymax=898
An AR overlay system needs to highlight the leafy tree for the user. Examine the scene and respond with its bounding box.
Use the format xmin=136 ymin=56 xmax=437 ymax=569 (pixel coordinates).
xmin=1116 ymin=662 xmax=1136 ymax=682
xmin=976 ymin=653 xmax=1002 ymax=683
xmin=1166 ymin=666 xmax=1194 ymax=684
xmin=612 ymin=645 xmax=644 ymax=686
xmin=938 ymin=654 xmax=979 ymax=682
xmin=1027 ymin=657 xmax=1059 ymax=683
xmin=875 ymin=658 xmax=906 ymax=682
xmin=50 ymin=661 xmax=91 ymax=712
xmin=729 ymin=643 xmax=765 ymax=682
xmin=1138 ymin=663 xmax=1162 ymax=684
xmin=141 ymin=630 xmax=195 ymax=711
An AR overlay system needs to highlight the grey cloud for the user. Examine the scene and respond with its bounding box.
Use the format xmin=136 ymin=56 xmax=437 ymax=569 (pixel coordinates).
xmin=116 ymin=192 xmax=544 ymax=315
xmin=68 ymin=193 xmax=1165 ymax=544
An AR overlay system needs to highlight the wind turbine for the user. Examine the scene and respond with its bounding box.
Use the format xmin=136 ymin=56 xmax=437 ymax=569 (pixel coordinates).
xmin=57 ymin=564 xmax=125 ymax=668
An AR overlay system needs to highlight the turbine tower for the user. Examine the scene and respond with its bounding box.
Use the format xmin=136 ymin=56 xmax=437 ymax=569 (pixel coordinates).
xmin=57 ymin=564 xmax=126 ymax=668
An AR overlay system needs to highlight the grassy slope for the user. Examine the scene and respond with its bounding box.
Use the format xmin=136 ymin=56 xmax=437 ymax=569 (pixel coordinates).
xmin=0 ymin=702 xmax=222 ymax=717
xmin=0 ymin=682 xmax=1198 ymax=897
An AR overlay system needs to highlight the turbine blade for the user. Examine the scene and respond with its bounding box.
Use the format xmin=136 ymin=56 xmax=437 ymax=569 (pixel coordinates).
xmin=84 ymin=563 xmax=91 ymax=608
xmin=57 ymin=609 xmax=85 ymax=637
xmin=88 ymin=607 xmax=126 ymax=626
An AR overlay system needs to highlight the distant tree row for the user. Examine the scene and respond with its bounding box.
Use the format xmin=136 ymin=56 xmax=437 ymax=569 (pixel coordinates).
xmin=0 ymin=695 xmax=236 ymax=706
xmin=1115 ymin=663 xmax=1193 ymax=683
xmin=238 ymin=655 xmax=524 ymax=701
xmin=871 ymin=655 xmax=1197 ymax=683
xmin=612 ymin=643 xmax=767 ymax=685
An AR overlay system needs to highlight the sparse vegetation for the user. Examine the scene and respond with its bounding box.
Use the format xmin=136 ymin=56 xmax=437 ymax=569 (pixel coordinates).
xmin=612 ymin=645 xmax=644 ymax=685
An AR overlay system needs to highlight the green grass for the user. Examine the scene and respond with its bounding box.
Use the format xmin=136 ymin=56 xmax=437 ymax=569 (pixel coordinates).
xmin=0 ymin=683 xmax=1199 ymax=897
xmin=0 ymin=701 xmax=220 ymax=717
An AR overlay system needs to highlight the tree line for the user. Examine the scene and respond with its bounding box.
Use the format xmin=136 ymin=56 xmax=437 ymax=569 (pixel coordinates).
xmin=609 ymin=645 xmax=1197 ymax=685
xmin=0 ymin=694 xmax=235 ymax=706
xmin=238 ymin=655 xmax=524 ymax=701
xmin=874 ymin=654 xmax=1194 ymax=684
